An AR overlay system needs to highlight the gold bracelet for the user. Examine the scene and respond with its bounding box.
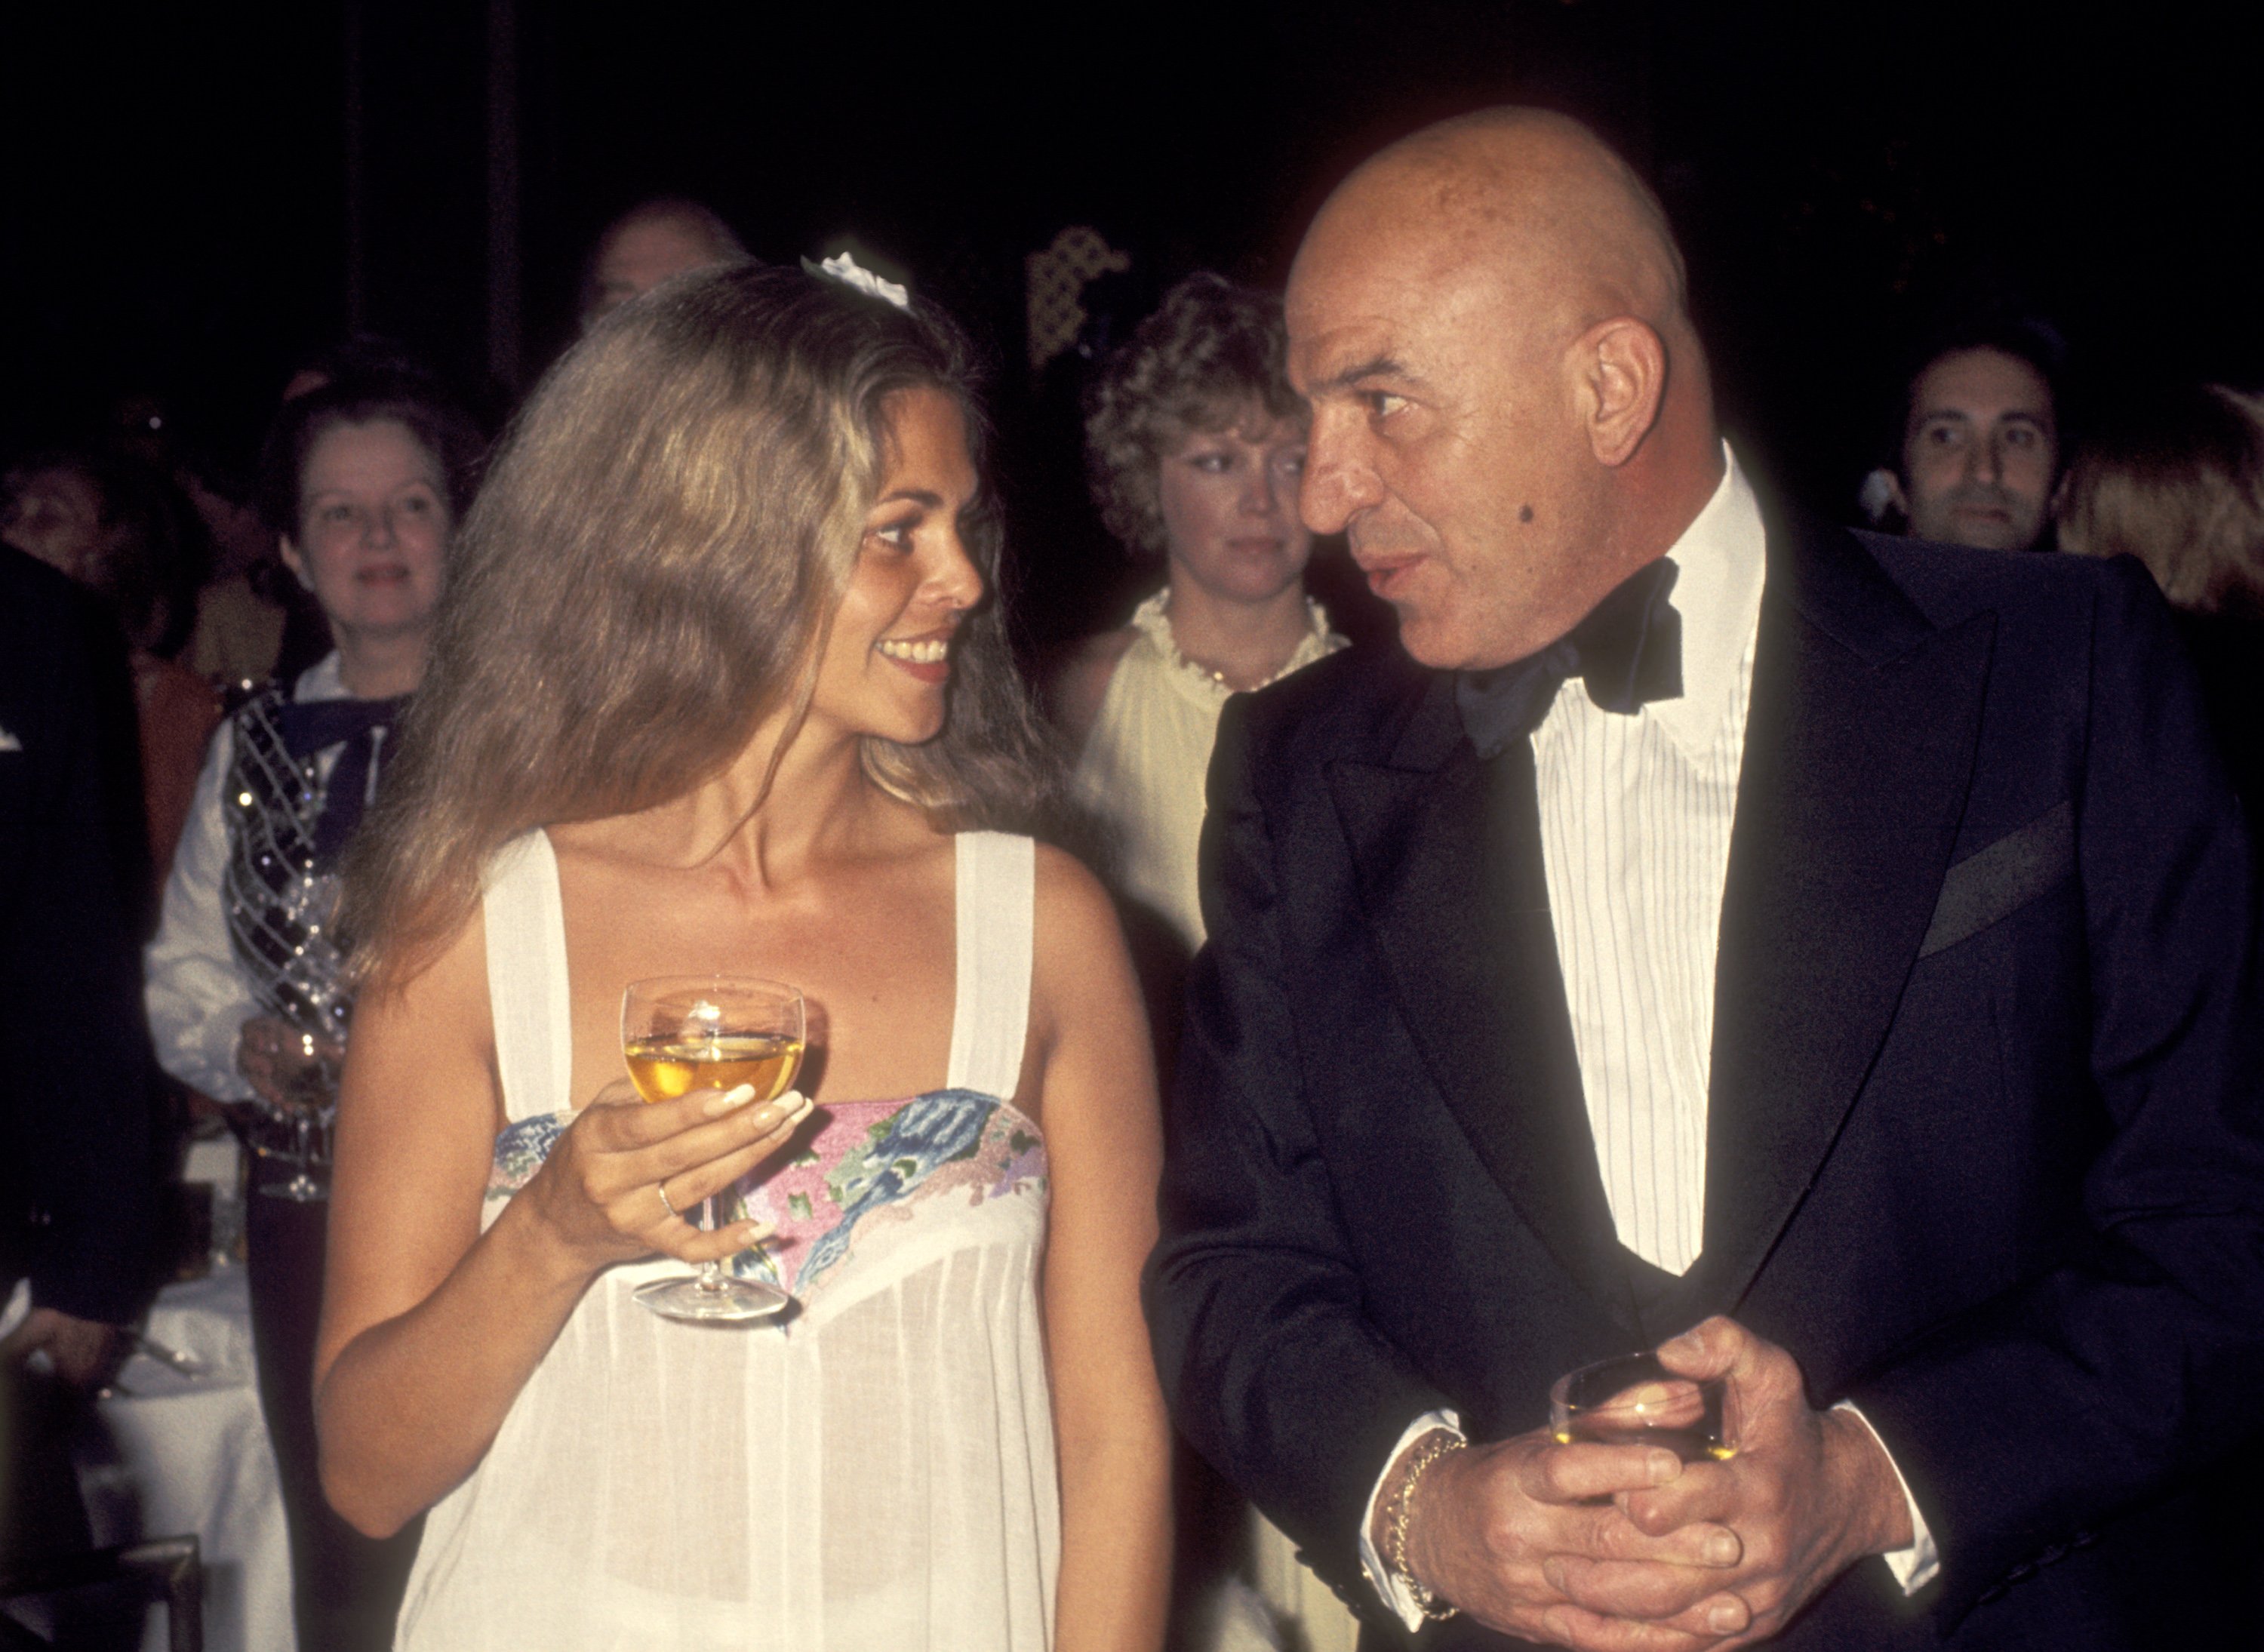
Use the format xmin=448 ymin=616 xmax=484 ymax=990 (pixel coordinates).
xmin=1386 ymin=1431 xmax=1466 ymax=1622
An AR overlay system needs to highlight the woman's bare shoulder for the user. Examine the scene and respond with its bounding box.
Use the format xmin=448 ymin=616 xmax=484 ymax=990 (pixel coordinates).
xmin=1047 ymin=627 xmax=1139 ymax=750
xmin=1033 ymin=835 xmax=1111 ymax=905
xmin=356 ymin=891 xmax=494 ymax=1059
xmin=1029 ymin=843 xmax=1137 ymax=1004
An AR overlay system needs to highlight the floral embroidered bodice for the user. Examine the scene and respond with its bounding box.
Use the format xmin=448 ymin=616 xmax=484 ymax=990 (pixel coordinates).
xmin=485 ymin=1087 xmax=1046 ymax=1309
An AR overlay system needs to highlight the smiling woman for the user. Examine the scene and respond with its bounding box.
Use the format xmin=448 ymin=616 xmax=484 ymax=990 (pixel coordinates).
xmin=312 ymin=261 xmax=1170 ymax=1652
xmin=141 ymin=370 xmax=487 ymax=1649
xmin=806 ymin=386 xmax=986 ymax=748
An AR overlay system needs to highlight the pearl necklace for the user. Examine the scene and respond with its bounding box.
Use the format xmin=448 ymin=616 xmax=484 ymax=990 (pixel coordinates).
xmin=1160 ymin=590 xmax=1327 ymax=694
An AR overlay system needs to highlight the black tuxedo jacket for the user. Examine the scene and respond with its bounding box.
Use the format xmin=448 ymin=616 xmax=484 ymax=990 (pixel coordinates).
xmin=0 ymin=547 xmax=159 ymax=1326
xmin=1145 ymin=511 xmax=2264 ymax=1647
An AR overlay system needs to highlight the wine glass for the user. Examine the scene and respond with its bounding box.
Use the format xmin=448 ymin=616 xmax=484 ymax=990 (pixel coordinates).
xmin=621 ymin=975 xmax=805 ymax=1323
xmin=257 ymin=1029 xmax=340 ymax=1202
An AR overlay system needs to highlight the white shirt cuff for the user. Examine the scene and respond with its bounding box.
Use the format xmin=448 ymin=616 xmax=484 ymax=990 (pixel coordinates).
xmin=1358 ymin=1409 xmax=1463 ymax=1629
xmin=1833 ymin=1401 xmax=1939 ymax=1593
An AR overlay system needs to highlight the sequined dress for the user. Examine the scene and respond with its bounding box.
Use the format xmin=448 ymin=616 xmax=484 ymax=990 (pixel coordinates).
xmin=393 ymin=829 xmax=1057 ymax=1650
xmin=221 ymin=682 xmax=352 ymax=1041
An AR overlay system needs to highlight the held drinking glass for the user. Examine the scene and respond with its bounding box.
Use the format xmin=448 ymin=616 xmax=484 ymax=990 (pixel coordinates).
xmin=256 ymin=1029 xmax=340 ymax=1203
xmin=1549 ymin=1352 xmax=1736 ymax=1463
xmin=621 ymin=975 xmax=805 ymax=1323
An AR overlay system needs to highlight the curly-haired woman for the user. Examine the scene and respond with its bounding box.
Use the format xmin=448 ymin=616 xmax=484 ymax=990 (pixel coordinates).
xmin=1052 ymin=274 xmax=1346 ymax=958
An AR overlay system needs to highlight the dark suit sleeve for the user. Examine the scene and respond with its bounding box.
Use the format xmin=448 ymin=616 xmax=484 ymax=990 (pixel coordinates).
xmin=1143 ymin=694 xmax=1450 ymax=1600
xmin=1848 ymin=556 xmax=2264 ymax=1622
xmin=0 ymin=562 xmax=161 ymax=1326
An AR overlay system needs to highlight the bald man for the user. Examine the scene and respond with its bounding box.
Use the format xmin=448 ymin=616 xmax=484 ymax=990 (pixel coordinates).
xmin=580 ymin=197 xmax=746 ymax=328
xmin=1144 ymin=109 xmax=2264 ymax=1650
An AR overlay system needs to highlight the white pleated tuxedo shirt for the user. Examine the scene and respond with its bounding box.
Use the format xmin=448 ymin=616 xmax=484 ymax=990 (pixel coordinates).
xmin=1359 ymin=452 xmax=1936 ymax=1626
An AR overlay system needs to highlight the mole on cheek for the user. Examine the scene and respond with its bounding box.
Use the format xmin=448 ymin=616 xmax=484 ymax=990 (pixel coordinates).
xmin=1518 ymin=505 xmax=1534 ymax=524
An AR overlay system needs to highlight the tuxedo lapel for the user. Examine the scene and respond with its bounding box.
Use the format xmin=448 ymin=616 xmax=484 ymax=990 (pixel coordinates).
xmin=1327 ymin=675 xmax=1630 ymax=1318
xmin=1694 ymin=514 xmax=1995 ymax=1311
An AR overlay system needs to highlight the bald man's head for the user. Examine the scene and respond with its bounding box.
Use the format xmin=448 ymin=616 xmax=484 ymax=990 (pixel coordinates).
xmin=582 ymin=198 xmax=746 ymax=329
xmin=1288 ymin=108 xmax=1722 ymax=670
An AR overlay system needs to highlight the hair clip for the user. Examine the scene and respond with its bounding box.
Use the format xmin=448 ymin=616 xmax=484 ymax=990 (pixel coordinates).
xmin=802 ymin=251 xmax=909 ymax=312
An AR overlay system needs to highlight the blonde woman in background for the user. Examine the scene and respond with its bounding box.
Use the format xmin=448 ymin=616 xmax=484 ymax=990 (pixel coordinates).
xmin=1053 ymin=275 xmax=1346 ymax=961
xmin=2058 ymin=382 xmax=2264 ymax=816
xmin=315 ymin=261 xmax=1168 ymax=1651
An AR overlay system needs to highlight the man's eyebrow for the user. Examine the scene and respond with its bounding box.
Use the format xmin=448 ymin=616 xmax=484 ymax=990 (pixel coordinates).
xmin=1312 ymin=355 xmax=1415 ymax=394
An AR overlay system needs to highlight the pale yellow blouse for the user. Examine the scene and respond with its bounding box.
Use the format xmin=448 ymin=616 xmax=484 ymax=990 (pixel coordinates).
xmin=1071 ymin=589 xmax=1344 ymax=954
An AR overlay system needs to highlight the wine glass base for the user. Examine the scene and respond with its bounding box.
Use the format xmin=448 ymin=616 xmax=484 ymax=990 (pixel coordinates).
xmin=633 ymin=1272 xmax=791 ymax=1323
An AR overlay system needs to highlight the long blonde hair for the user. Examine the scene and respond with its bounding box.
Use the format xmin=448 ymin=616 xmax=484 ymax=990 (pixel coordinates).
xmin=341 ymin=261 xmax=1051 ymax=989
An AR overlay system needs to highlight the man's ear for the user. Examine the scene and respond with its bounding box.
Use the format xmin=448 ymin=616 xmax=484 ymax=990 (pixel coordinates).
xmin=1580 ymin=318 xmax=1667 ymax=469
xmin=278 ymin=537 xmax=314 ymax=592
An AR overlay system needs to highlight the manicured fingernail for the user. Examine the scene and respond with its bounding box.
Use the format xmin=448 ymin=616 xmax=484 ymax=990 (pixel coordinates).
xmin=704 ymin=1083 xmax=757 ymax=1115
xmin=1709 ymin=1601 xmax=1746 ymax=1632
xmin=1648 ymin=1450 xmax=1681 ymax=1484
xmin=1706 ymin=1533 xmax=1739 ymax=1565
xmin=733 ymin=1223 xmax=771 ymax=1247
xmin=1628 ymin=1383 xmax=1674 ymax=1412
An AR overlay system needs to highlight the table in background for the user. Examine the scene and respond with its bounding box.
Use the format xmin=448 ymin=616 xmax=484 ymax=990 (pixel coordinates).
xmin=69 ymin=1266 xmax=295 ymax=1652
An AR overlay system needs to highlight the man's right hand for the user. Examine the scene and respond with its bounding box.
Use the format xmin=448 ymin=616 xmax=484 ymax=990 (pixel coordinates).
xmin=1381 ymin=1428 xmax=1753 ymax=1651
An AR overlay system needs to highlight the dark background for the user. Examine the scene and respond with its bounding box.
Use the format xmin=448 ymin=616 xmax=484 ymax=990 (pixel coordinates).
xmin=6 ymin=0 xmax=2262 ymax=645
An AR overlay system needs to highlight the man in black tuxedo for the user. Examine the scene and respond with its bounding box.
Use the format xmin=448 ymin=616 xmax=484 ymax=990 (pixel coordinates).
xmin=0 ymin=543 xmax=160 ymax=1559
xmin=1144 ymin=109 xmax=2264 ymax=1648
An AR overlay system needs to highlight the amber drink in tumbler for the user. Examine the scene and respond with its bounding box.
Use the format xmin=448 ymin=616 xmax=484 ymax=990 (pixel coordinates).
xmin=1549 ymin=1352 xmax=1735 ymax=1463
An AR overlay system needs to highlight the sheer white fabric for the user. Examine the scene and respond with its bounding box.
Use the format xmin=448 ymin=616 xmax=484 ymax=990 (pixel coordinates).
xmin=394 ymin=830 xmax=1057 ymax=1650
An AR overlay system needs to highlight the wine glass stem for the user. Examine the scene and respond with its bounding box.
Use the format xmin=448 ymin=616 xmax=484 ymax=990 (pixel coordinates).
xmin=696 ymin=1196 xmax=726 ymax=1294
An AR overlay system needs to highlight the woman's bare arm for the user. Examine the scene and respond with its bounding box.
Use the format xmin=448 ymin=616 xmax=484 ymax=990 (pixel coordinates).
xmin=313 ymin=909 xmax=810 ymax=1537
xmin=1033 ymin=845 xmax=1173 ymax=1652
xmin=1047 ymin=627 xmax=1138 ymax=756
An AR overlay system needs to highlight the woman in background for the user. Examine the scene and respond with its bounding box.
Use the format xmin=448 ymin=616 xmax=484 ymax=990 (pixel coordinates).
xmin=2057 ymin=382 xmax=2264 ymax=817
xmin=315 ymin=260 xmax=1169 ymax=1650
xmin=1053 ymin=274 xmax=1345 ymax=961
xmin=143 ymin=373 xmax=485 ymax=1651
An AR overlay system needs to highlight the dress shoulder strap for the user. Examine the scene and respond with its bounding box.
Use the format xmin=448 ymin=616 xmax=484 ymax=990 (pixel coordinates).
xmin=481 ymin=831 xmax=574 ymax=1122
xmin=945 ymin=831 xmax=1035 ymax=1100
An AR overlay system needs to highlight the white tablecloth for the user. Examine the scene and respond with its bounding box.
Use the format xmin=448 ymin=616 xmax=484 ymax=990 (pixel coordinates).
xmin=4 ymin=1266 xmax=296 ymax=1652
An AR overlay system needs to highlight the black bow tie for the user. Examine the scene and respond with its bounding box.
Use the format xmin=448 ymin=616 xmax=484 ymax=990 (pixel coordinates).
xmin=1455 ymin=556 xmax=1682 ymax=760
xmin=277 ymin=695 xmax=409 ymax=871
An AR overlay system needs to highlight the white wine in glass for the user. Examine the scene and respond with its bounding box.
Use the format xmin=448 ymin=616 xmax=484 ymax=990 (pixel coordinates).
xmin=621 ymin=975 xmax=805 ymax=1323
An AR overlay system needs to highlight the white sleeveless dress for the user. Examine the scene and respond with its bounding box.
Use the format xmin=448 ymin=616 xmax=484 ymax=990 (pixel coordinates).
xmin=394 ymin=830 xmax=1057 ymax=1650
